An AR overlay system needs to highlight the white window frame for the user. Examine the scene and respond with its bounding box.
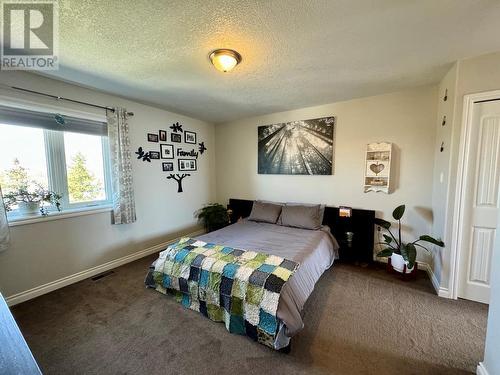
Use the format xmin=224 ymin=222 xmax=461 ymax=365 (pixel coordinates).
xmin=44 ymin=129 xmax=113 ymax=210
xmin=0 ymin=97 xmax=112 ymax=220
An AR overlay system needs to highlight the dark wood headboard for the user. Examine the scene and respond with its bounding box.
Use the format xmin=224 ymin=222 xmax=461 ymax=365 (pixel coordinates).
xmin=227 ymin=198 xmax=375 ymax=263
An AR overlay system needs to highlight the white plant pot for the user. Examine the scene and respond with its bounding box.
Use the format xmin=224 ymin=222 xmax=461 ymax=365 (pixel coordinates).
xmin=18 ymin=201 xmax=40 ymax=216
xmin=390 ymin=253 xmax=414 ymax=274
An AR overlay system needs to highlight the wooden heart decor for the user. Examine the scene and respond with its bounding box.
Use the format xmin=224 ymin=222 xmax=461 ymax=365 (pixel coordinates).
xmin=370 ymin=163 xmax=385 ymax=175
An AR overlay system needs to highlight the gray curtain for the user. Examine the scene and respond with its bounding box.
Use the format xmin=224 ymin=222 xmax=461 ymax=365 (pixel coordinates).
xmin=0 ymin=185 xmax=10 ymax=251
xmin=107 ymin=108 xmax=136 ymax=224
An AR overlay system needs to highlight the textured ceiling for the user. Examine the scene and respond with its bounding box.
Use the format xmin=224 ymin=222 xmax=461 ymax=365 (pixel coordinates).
xmin=41 ymin=0 xmax=500 ymax=123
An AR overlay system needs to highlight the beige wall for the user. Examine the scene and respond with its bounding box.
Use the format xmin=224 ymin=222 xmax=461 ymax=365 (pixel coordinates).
xmin=437 ymin=51 xmax=500 ymax=291
xmin=5 ymin=51 xmax=500 ymax=302
xmin=430 ymin=64 xmax=458 ymax=286
xmin=215 ymin=86 xmax=438 ymax=262
xmin=0 ymin=72 xmax=216 ymax=298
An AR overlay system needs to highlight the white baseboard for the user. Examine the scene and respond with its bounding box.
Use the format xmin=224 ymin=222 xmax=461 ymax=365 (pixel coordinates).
xmin=477 ymin=362 xmax=489 ymax=375
xmin=418 ymin=262 xmax=438 ymax=293
xmin=376 ymin=258 xmax=449 ymax=298
xmin=5 ymin=229 xmax=205 ymax=306
xmin=418 ymin=262 xmax=451 ymax=297
xmin=437 ymin=287 xmax=451 ymax=298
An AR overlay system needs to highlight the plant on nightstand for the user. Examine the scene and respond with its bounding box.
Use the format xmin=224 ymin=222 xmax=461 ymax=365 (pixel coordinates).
xmin=375 ymin=205 xmax=444 ymax=274
xmin=195 ymin=203 xmax=229 ymax=233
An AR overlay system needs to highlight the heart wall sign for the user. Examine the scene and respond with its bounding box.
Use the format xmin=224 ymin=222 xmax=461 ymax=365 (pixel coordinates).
xmin=370 ymin=163 xmax=385 ymax=175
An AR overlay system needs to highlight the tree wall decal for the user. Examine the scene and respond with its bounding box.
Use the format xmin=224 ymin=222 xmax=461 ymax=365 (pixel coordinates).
xmin=166 ymin=174 xmax=190 ymax=193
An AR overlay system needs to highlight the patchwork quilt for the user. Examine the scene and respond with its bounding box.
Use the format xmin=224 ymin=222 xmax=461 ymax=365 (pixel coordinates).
xmin=147 ymin=237 xmax=299 ymax=348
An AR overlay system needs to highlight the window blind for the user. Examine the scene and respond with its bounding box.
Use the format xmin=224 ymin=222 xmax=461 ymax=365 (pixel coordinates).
xmin=0 ymin=105 xmax=107 ymax=136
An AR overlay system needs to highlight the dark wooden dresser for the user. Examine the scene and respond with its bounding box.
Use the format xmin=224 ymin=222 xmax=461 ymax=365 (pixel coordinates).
xmin=0 ymin=293 xmax=42 ymax=374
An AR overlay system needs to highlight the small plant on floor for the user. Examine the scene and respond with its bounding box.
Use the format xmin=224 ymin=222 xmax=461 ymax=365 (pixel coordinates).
xmin=375 ymin=205 xmax=444 ymax=272
xmin=195 ymin=203 xmax=229 ymax=232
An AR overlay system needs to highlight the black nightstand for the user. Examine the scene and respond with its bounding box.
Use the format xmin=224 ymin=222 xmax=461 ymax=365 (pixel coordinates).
xmin=333 ymin=213 xmax=375 ymax=264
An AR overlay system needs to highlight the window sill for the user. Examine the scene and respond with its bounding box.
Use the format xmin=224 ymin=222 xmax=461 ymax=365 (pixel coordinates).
xmin=7 ymin=205 xmax=113 ymax=227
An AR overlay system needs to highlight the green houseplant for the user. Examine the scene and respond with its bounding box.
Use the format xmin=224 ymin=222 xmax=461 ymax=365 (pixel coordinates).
xmin=195 ymin=203 xmax=229 ymax=232
xmin=375 ymin=205 xmax=444 ymax=273
xmin=3 ymin=187 xmax=62 ymax=216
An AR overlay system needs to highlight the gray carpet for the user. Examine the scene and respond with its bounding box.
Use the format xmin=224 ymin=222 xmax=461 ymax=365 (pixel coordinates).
xmin=12 ymin=255 xmax=488 ymax=375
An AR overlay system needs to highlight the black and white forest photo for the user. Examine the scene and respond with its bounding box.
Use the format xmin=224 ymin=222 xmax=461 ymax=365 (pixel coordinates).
xmin=258 ymin=116 xmax=335 ymax=175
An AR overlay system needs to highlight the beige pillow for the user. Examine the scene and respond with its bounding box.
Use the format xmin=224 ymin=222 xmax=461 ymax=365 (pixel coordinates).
xmin=248 ymin=201 xmax=282 ymax=223
xmin=280 ymin=204 xmax=322 ymax=230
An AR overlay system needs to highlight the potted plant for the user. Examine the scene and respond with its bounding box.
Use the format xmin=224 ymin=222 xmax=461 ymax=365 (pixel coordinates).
xmin=3 ymin=187 xmax=62 ymax=216
xmin=375 ymin=205 xmax=444 ymax=274
xmin=195 ymin=203 xmax=229 ymax=232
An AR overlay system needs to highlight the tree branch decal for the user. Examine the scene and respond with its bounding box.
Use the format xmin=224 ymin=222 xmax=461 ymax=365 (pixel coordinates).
xmin=170 ymin=122 xmax=183 ymax=133
xmin=166 ymin=173 xmax=190 ymax=193
xmin=135 ymin=146 xmax=151 ymax=162
xmin=198 ymin=141 xmax=207 ymax=154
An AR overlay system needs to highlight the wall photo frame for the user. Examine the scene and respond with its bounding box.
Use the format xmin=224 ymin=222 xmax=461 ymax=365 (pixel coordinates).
xmin=160 ymin=144 xmax=174 ymax=159
xmin=147 ymin=133 xmax=159 ymax=142
xmin=178 ymin=159 xmax=197 ymax=171
xmin=162 ymin=162 xmax=174 ymax=172
xmin=171 ymin=133 xmax=181 ymax=143
xmin=149 ymin=151 xmax=160 ymax=159
xmin=159 ymin=130 xmax=167 ymax=142
xmin=184 ymin=131 xmax=197 ymax=144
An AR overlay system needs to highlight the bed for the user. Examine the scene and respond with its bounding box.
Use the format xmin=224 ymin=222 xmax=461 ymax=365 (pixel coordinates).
xmin=196 ymin=219 xmax=338 ymax=348
xmin=146 ymin=199 xmax=374 ymax=350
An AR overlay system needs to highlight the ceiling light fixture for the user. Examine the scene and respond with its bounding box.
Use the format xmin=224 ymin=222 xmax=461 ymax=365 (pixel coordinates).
xmin=209 ymin=49 xmax=242 ymax=73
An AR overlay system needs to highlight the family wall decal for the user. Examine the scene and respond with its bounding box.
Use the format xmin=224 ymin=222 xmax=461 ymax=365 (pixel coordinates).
xmin=136 ymin=122 xmax=207 ymax=193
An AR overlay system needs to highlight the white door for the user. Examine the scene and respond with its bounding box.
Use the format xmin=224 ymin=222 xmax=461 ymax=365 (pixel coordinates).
xmin=458 ymin=100 xmax=500 ymax=304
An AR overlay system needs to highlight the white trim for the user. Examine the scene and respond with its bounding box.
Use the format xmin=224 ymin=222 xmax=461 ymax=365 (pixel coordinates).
xmin=420 ymin=262 xmax=440 ymax=295
xmin=449 ymin=90 xmax=500 ymax=301
xmin=439 ymin=64 xmax=460 ymax=299
xmin=477 ymin=362 xmax=490 ymax=375
xmin=4 ymin=229 xmax=205 ymax=306
xmin=437 ymin=286 xmax=451 ymax=298
xmin=376 ymin=259 xmax=445 ymax=296
xmin=8 ymin=205 xmax=112 ymax=227
xmin=418 ymin=262 xmax=451 ymax=297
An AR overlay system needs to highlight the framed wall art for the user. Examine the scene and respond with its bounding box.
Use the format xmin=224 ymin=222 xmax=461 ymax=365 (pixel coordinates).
xmin=160 ymin=144 xmax=174 ymax=159
xmin=159 ymin=130 xmax=167 ymax=142
xmin=149 ymin=151 xmax=160 ymax=159
xmin=147 ymin=133 xmax=159 ymax=142
xmin=184 ymin=131 xmax=197 ymax=144
xmin=258 ymin=116 xmax=335 ymax=175
xmin=178 ymin=159 xmax=197 ymax=171
xmin=162 ymin=162 xmax=174 ymax=172
xmin=171 ymin=133 xmax=181 ymax=143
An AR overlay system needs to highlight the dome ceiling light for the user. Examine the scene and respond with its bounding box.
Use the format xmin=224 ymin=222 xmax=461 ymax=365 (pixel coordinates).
xmin=209 ymin=49 xmax=242 ymax=73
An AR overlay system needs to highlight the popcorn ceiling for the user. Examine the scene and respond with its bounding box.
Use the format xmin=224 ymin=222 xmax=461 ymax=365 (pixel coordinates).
xmin=49 ymin=0 xmax=500 ymax=123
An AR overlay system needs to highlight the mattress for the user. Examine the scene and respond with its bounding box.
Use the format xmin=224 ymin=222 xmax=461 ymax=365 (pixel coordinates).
xmin=196 ymin=219 xmax=338 ymax=347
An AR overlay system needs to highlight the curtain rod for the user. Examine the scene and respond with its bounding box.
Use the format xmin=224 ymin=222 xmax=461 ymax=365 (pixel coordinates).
xmin=1 ymin=84 xmax=134 ymax=117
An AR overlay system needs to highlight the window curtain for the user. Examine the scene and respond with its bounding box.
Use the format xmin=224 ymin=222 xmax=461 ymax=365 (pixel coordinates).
xmin=107 ymin=108 xmax=136 ymax=224
xmin=0 ymin=185 xmax=10 ymax=252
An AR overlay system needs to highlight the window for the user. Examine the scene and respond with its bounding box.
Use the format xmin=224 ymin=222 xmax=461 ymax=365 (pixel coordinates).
xmin=0 ymin=105 xmax=111 ymax=220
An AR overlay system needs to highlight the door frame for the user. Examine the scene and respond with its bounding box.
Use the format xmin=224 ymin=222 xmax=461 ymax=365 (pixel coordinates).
xmin=450 ymin=89 xmax=500 ymax=300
